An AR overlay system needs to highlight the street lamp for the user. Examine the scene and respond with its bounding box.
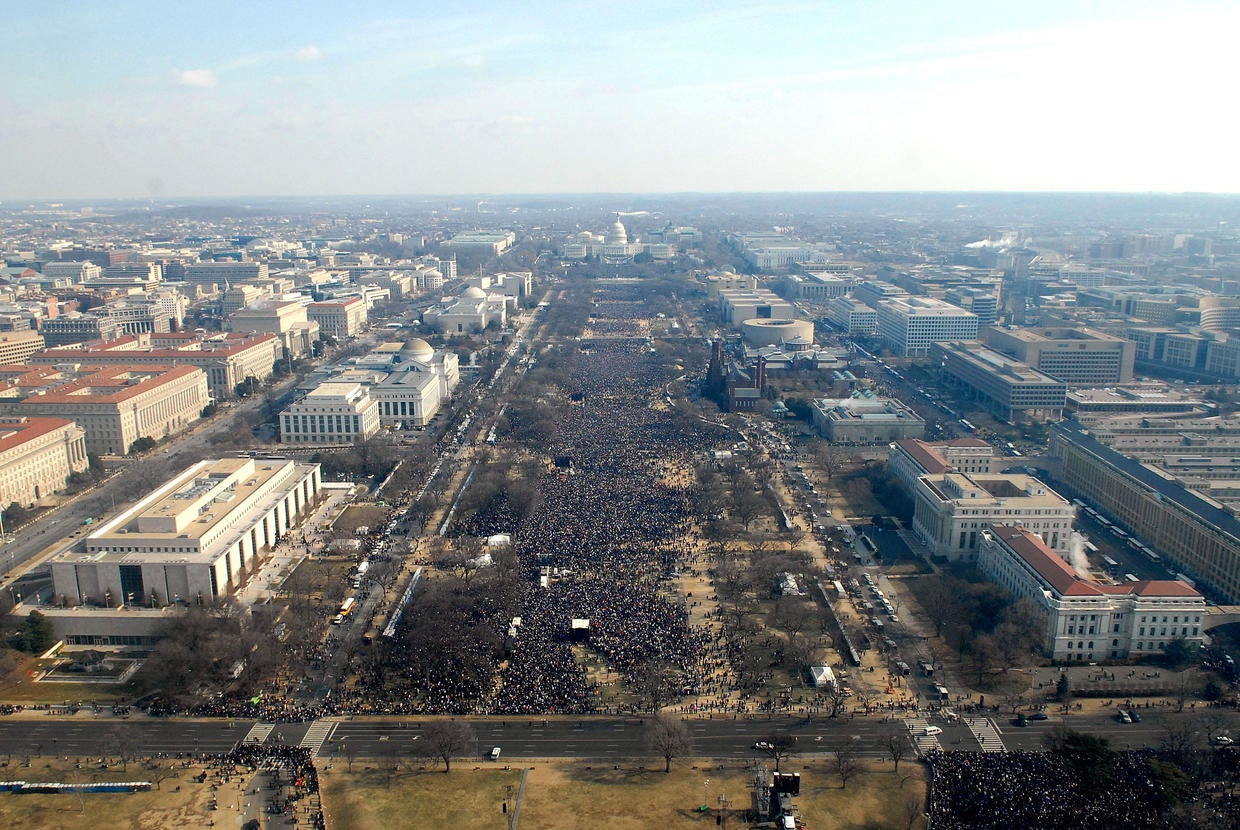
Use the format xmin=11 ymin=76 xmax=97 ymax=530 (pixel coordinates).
xmin=702 ymin=778 xmax=709 ymax=811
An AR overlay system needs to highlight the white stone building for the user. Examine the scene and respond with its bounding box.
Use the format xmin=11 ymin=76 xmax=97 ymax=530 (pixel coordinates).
xmin=978 ymin=525 xmax=1206 ymax=661
xmin=279 ymin=382 xmax=380 ymax=444
xmin=51 ymin=457 xmax=321 ymax=607
xmin=912 ymin=472 xmax=1075 ymax=562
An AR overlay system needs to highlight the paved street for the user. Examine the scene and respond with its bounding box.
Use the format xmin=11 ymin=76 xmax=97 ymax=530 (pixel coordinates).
xmin=0 ymin=710 xmax=1232 ymax=762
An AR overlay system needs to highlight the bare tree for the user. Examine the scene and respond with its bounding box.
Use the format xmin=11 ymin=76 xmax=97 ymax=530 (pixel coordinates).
xmin=645 ymin=714 xmax=693 ymax=773
xmin=904 ymin=795 xmax=925 ymax=830
xmin=882 ymin=726 xmax=910 ymax=774
xmin=831 ymin=742 xmax=863 ymax=789
xmin=826 ymin=686 xmax=850 ymax=718
xmin=816 ymin=443 xmax=847 ymax=482
xmin=144 ymin=759 xmax=177 ymax=790
xmin=631 ymin=659 xmax=680 ymax=713
xmin=422 ymin=720 xmax=477 ymax=773
xmin=758 ymin=730 xmax=798 ymax=772
xmin=732 ymin=488 xmax=766 ymax=531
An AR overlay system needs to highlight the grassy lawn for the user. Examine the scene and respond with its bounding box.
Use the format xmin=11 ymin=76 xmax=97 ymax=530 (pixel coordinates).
xmin=322 ymin=759 xmax=928 ymax=830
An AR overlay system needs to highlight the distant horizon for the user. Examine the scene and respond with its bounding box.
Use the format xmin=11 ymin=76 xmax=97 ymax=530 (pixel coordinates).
xmin=7 ymin=2 xmax=1239 ymax=200
xmin=8 ymin=189 xmax=1240 ymax=206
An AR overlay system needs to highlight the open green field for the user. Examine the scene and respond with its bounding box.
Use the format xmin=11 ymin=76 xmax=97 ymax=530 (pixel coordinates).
xmin=322 ymin=759 xmax=928 ymax=830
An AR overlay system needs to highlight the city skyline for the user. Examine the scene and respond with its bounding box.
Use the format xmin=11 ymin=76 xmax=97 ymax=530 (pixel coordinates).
xmin=6 ymin=0 xmax=1240 ymax=200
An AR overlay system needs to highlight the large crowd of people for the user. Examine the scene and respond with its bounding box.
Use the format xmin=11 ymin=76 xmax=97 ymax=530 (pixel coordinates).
xmin=926 ymin=748 xmax=1240 ymax=829
xmin=342 ymin=291 xmax=721 ymax=716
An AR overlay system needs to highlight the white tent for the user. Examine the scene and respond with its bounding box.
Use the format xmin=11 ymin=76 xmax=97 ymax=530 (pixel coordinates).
xmin=809 ymin=665 xmax=836 ymax=689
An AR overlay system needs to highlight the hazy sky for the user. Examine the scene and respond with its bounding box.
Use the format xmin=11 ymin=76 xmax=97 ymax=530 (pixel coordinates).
xmin=5 ymin=1 xmax=1237 ymax=199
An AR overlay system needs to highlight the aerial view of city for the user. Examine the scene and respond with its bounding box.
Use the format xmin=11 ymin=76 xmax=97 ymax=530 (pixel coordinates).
xmin=3 ymin=3 xmax=1240 ymax=830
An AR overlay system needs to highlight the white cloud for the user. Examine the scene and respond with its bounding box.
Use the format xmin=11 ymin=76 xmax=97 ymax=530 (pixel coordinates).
xmin=296 ymin=45 xmax=321 ymax=62
xmin=174 ymin=69 xmax=216 ymax=88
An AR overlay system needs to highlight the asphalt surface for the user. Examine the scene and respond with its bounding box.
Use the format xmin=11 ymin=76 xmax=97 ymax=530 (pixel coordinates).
xmin=0 ymin=718 xmax=254 ymax=758
xmin=2 ymin=711 xmax=1232 ymax=761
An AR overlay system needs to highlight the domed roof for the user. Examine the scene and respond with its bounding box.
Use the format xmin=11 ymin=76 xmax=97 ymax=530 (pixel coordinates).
xmin=462 ymin=286 xmax=487 ymax=299
xmin=605 ymin=218 xmax=628 ymax=245
xmin=405 ymin=338 xmax=435 ymax=359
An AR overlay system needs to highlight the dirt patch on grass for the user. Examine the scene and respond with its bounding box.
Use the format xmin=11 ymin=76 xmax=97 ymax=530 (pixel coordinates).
xmin=0 ymin=758 xmax=244 ymax=830
xmin=331 ymin=504 xmax=388 ymax=535
xmin=322 ymin=766 xmax=523 ymax=830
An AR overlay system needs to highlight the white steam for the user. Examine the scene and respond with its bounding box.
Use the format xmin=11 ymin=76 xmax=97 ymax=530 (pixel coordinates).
xmin=1067 ymin=531 xmax=1091 ymax=579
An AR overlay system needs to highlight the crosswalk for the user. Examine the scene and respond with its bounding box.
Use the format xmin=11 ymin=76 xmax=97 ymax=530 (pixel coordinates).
xmin=300 ymin=720 xmax=338 ymax=758
xmin=965 ymin=717 xmax=1006 ymax=752
xmin=243 ymin=722 xmax=275 ymax=744
xmin=905 ymin=716 xmax=942 ymax=755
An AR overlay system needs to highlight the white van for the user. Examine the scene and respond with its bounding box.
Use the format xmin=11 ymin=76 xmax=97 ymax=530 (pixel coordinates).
xmin=490 ymin=746 xmax=502 ymax=760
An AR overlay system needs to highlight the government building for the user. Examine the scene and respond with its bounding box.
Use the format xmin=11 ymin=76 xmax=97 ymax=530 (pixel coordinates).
xmin=50 ymin=456 xmax=322 ymax=608
xmin=279 ymin=382 xmax=380 ymax=444
xmin=911 ymin=472 xmax=1075 ymax=562
xmin=978 ymin=525 xmax=1205 ymax=661
xmin=0 ymin=417 xmax=89 ymax=507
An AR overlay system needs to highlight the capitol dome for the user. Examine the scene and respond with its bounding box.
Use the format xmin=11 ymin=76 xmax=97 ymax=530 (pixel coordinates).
xmin=462 ymin=286 xmax=487 ymax=299
xmin=605 ymin=217 xmax=628 ymax=246
xmin=405 ymin=338 xmax=435 ymax=360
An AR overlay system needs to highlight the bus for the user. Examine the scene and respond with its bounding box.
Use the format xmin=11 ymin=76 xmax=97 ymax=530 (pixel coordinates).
xmin=1124 ymin=573 xmax=1140 ymax=583
xmin=1102 ymin=555 xmax=1119 ymax=571
xmin=958 ymin=419 xmax=976 ymax=432
xmin=1084 ymin=541 xmax=1099 ymax=554
xmin=333 ymin=597 xmax=357 ymax=624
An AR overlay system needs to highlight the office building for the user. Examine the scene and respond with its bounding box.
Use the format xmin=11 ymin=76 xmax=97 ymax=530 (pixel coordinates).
xmin=441 ymin=231 xmax=515 ymax=256
xmin=811 ymin=393 xmax=924 ymax=444
xmin=825 ymin=297 xmax=878 ymax=336
xmin=718 ymin=288 xmax=796 ymax=325
xmin=876 ymin=297 xmax=978 ymax=357
xmin=851 ymin=280 xmax=909 ymax=310
xmin=307 ymin=297 xmax=367 ymax=338
xmin=943 ymin=287 xmax=998 ymax=327
xmin=183 ymin=261 xmax=269 ymax=291
xmin=42 ymin=261 xmax=101 ymax=284
xmin=984 ymin=327 xmax=1135 ymax=385
xmin=51 ymin=457 xmax=322 ymax=607
xmin=0 ymin=417 xmax=89 ymax=507
xmin=1051 ymin=421 xmax=1240 ymax=603
xmin=887 ymin=438 xmax=999 ymax=494
xmin=279 ymin=382 xmax=380 ymax=445
xmin=978 ymin=525 xmax=1205 ymax=661
xmin=31 ymin=333 xmax=281 ymax=400
xmin=228 ymin=299 xmax=320 ymax=359
xmin=932 ymin=340 xmax=1067 ymax=423
xmin=0 ymin=331 xmax=45 ymax=364
xmin=17 ymin=365 xmax=209 ymax=456
xmin=911 ymin=472 xmax=1075 ymax=562
xmin=40 ymin=314 xmax=126 ymax=346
